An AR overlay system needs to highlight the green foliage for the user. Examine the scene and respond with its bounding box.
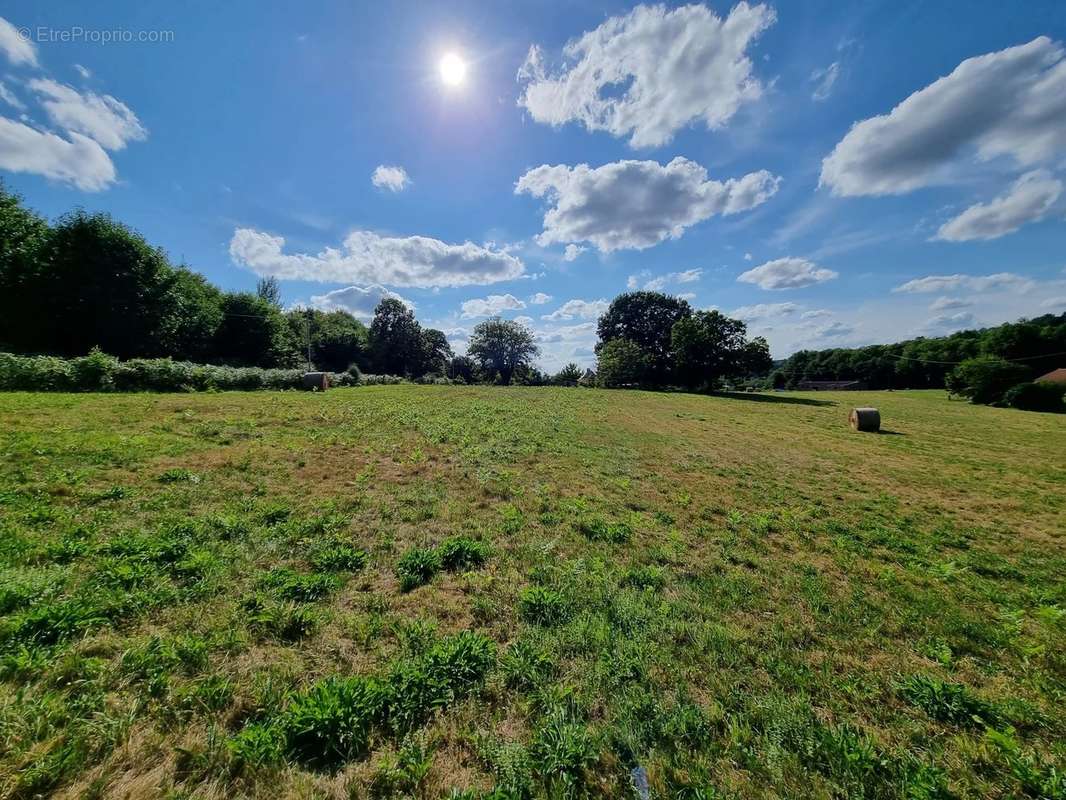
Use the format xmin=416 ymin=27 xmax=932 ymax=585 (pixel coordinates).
xmin=531 ymin=712 xmax=597 ymax=794
xmin=259 ymin=568 xmax=340 ymax=602
xmin=576 ymin=517 xmax=631 ymax=543
xmin=1004 ymin=380 xmax=1065 ymax=412
xmin=518 ymin=587 xmax=570 ymax=626
xmin=370 ymin=298 xmax=425 ymax=376
xmin=228 ymin=631 xmax=494 ymax=771
xmin=310 ymin=542 xmax=368 ymax=572
xmin=501 ymin=638 xmax=557 ymax=690
xmin=243 ymin=595 xmax=322 ymax=642
xmin=597 ymin=291 xmax=692 ymax=385
xmin=596 ymin=338 xmax=652 ymax=388
xmin=945 ymin=357 xmax=1032 ymax=405
xmin=396 ymin=547 xmax=442 ymax=592
xmin=281 ymin=675 xmax=391 ymax=767
xmin=552 ymin=363 xmax=583 ymax=386
xmin=780 ymin=313 xmax=1066 ymax=390
xmin=897 ymin=674 xmax=1002 ymax=726
xmin=437 ymin=537 xmax=489 ymax=570
xmin=671 ymin=310 xmax=753 ymax=390
xmin=467 ymin=316 xmax=539 ymax=385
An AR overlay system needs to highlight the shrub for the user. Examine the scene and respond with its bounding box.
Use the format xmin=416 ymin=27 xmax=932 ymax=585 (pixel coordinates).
xmin=944 ymin=358 xmax=1030 ymax=405
xmin=0 ymin=350 xmax=360 ymax=393
xmin=1004 ymin=381 xmax=1065 ymax=413
xmin=70 ymin=347 xmax=118 ymax=391
xmin=518 ymin=587 xmax=570 ymax=626
xmin=396 ymin=547 xmax=442 ymax=592
xmin=437 ymin=537 xmax=489 ymax=571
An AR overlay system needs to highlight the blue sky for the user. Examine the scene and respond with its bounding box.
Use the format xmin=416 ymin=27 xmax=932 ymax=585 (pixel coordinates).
xmin=1 ymin=0 xmax=1064 ymax=370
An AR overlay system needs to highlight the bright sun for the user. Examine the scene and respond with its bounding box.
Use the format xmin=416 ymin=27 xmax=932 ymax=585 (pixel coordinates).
xmin=439 ymin=52 xmax=467 ymax=87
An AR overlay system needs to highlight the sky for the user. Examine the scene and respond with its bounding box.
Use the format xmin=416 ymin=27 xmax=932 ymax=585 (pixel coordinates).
xmin=1 ymin=0 xmax=1065 ymax=371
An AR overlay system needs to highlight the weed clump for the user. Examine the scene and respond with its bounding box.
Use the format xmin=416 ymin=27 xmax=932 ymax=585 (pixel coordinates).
xmin=311 ymin=542 xmax=368 ymax=572
xmin=897 ymin=674 xmax=1002 ymax=727
xmin=396 ymin=547 xmax=442 ymax=592
xmin=259 ymin=568 xmax=339 ymax=603
xmin=227 ymin=630 xmax=495 ymax=770
xmin=437 ymin=537 xmax=489 ymax=571
xmin=518 ymin=587 xmax=570 ymax=627
xmin=577 ymin=517 xmax=631 ymax=544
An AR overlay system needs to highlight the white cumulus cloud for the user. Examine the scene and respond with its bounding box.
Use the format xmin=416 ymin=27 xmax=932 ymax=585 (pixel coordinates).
xmin=935 ymin=170 xmax=1062 ymax=241
xmin=517 ymin=2 xmax=775 ymax=148
xmin=820 ymin=37 xmax=1066 ymax=196
xmin=0 ymin=17 xmax=37 ymax=66
xmin=893 ymin=272 xmax=1033 ymax=294
xmin=371 ymin=165 xmax=410 ymax=192
xmin=516 ymin=157 xmax=780 ymax=253
xmin=0 ymin=118 xmax=116 ymax=191
xmin=29 ymin=79 xmax=147 ymax=151
xmin=737 ymin=257 xmax=838 ymax=290
xmin=628 ymin=268 xmax=703 ymax=292
xmin=307 ymin=284 xmax=413 ymax=321
xmin=229 ymin=228 xmax=525 ymax=288
xmin=460 ymin=293 xmax=527 ymax=319
xmin=541 ymin=298 xmax=609 ymax=321
xmin=562 ymin=243 xmax=586 ymax=261
xmin=529 ymin=292 xmax=553 ymax=305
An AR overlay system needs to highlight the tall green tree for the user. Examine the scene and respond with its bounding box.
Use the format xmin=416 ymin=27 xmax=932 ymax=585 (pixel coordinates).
xmin=0 ymin=184 xmax=49 ymax=350
xmin=157 ymin=268 xmax=224 ymax=362
xmin=417 ymin=328 xmax=453 ymax=376
xmin=213 ymin=292 xmax=293 ymax=367
xmin=466 ymin=317 xmax=539 ymax=385
xmin=670 ymin=310 xmax=752 ymax=390
xmin=596 ymin=292 xmax=692 ymax=385
xmin=8 ymin=210 xmax=178 ymax=358
xmin=369 ymin=298 xmax=423 ymax=375
xmin=285 ymin=309 xmax=369 ymax=373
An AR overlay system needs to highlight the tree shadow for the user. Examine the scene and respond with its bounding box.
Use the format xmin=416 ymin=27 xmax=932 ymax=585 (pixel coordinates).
xmin=710 ymin=391 xmax=837 ymax=407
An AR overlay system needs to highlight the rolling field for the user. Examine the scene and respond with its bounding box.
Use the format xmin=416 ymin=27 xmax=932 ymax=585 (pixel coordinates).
xmin=0 ymin=386 xmax=1064 ymax=799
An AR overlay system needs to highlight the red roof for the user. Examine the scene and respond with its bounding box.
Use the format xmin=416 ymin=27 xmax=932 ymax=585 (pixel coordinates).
xmin=1035 ymin=368 xmax=1066 ymax=384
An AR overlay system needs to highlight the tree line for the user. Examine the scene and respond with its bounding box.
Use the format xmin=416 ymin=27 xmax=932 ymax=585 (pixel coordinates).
xmin=772 ymin=314 xmax=1066 ymax=390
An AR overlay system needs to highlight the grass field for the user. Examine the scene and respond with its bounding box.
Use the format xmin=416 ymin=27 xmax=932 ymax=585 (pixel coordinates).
xmin=1 ymin=386 xmax=1064 ymax=799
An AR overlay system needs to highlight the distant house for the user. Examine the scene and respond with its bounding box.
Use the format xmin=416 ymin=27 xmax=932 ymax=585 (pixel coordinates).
xmin=1035 ymin=368 xmax=1066 ymax=385
xmin=797 ymin=380 xmax=868 ymax=391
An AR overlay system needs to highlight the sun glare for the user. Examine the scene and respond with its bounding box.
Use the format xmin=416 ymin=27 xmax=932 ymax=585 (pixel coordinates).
xmin=439 ymin=52 xmax=467 ymax=87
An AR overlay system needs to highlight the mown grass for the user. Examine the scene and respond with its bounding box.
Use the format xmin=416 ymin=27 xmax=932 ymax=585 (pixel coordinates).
xmin=0 ymin=386 xmax=1063 ymax=799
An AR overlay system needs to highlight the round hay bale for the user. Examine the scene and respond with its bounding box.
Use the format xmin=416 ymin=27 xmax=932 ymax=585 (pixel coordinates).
xmin=849 ymin=407 xmax=880 ymax=432
xmin=302 ymin=371 xmax=330 ymax=391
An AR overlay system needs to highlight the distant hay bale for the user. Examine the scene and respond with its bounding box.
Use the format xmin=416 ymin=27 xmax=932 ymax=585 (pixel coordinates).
xmin=849 ymin=407 xmax=880 ymax=432
xmin=302 ymin=372 xmax=330 ymax=391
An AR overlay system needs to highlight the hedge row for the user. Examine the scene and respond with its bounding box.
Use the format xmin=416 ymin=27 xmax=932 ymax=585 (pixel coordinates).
xmin=0 ymin=350 xmax=410 ymax=393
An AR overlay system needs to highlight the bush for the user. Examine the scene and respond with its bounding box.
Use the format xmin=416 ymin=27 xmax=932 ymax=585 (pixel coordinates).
xmin=1004 ymin=381 xmax=1065 ymax=413
xmin=944 ymin=358 xmax=1031 ymax=405
xmin=0 ymin=350 xmax=369 ymax=393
